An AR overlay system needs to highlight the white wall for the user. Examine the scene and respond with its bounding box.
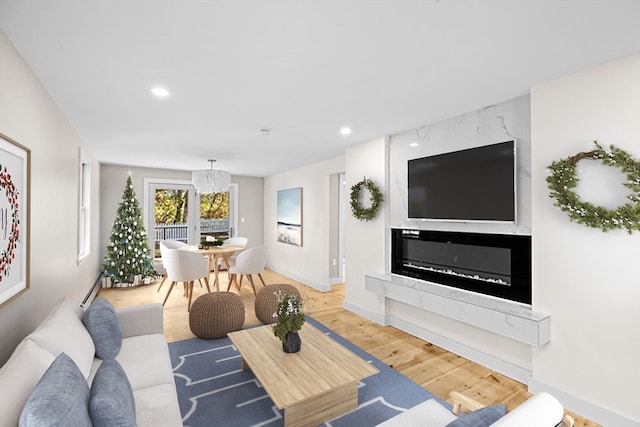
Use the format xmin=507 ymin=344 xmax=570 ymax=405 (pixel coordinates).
xmin=343 ymin=137 xmax=389 ymax=321
xmin=264 ymin=156 xmax=344 ymax=290
xmin=531 ymin=54 xmax=640 ymax=426
xmin=0 ymin=30 xmax=102 ymax=364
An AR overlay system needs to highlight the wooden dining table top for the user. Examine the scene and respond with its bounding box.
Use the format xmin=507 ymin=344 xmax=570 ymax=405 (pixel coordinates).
xmin=178 ymin=244 xmax=245 ymax=255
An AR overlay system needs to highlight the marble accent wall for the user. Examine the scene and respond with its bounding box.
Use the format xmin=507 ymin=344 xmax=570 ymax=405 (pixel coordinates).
xmin=390 ymin=94 xmax=531 ymax=235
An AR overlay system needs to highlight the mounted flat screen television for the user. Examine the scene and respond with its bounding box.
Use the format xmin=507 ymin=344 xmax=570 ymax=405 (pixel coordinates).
xmin=408 ymin=140 xmax=516 ymax=222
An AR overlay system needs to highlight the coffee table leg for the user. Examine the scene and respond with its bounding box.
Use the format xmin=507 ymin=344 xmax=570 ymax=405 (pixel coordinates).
xmin=283 ymin=382 xmax=358 ymax=427
xmin=239 ymin=356 xmax=250 ymax=371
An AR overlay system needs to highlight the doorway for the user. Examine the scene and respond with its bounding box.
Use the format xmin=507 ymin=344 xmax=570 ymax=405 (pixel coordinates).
xmin=328 ymin=173 xmax=346 ymax=283
xmin=198 ymin=184 xmax=238 ymax=241
xmin=143 ymin=179 xmax=238 ymax=259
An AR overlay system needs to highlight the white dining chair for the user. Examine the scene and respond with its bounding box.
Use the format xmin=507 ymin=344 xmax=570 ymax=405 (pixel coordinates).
xmin=162 ymin=247 xmax=211 ymax=311
xmin=157 ymin=240 xmax=188 ymax=292
xmin=227 ymin=245 xmax=267 ymax=295
xmin=216 ymin=236 xmax=248 ymax=273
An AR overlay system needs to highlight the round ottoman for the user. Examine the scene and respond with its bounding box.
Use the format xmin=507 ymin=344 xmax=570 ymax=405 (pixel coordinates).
xmin=254 ymin=284 xmax=302 ymax=324
xmin=189 ymin=292 xmax=245 ymax=339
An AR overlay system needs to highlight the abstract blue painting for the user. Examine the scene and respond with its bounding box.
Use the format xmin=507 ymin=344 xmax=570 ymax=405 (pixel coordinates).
xmin=277 ymin=187 xmax=302 ymax=246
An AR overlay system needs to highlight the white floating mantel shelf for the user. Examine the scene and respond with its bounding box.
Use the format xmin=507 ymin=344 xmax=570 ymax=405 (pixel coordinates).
xmin=365 ymin=273 xmax=550 ymax=347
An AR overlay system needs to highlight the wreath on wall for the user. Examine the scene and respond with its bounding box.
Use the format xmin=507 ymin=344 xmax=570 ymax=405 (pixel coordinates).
xmin=0 ymin=165 xmax=21 ymax=280
xmin=350 ymin=177 xmax=383 ymax=221
xmin=546 ymin=141 xmax=640 ymax=234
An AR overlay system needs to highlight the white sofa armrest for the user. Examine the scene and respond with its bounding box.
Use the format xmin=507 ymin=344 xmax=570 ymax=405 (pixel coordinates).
xmin=116 ymin=304 xmax=163 ymax=337
xmin=490 ymin=392 xmax=565 ymax=427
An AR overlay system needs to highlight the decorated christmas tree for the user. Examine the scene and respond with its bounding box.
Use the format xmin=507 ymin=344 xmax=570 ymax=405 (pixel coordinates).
xmin=103 ymin=173 xmax=156 ymax=286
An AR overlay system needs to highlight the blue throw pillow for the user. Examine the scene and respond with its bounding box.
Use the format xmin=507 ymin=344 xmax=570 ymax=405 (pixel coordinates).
xmin=19 ymin=353 xmax=92 ymax=427
xmin=445 ymin=404 xmax=507 ymax=427
xmin=89 ymin=359 xmax=136 ymax=427
xmin=82 ymin=296 xmax=122 ymax=359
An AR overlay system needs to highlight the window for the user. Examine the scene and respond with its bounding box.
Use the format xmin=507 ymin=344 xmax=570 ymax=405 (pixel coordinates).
xmin=77 ymin=148 xmax=91 ymax=263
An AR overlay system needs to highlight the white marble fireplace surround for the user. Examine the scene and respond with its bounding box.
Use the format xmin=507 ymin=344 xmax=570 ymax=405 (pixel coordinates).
xmin=365 ymin=273 xmax=550 ymax=346
xmin=373 ymin=94 xmax=537 ymax=380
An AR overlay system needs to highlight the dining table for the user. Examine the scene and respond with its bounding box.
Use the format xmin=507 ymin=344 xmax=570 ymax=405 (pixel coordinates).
xmin=179 ymin=244 xmax=245 ymax=292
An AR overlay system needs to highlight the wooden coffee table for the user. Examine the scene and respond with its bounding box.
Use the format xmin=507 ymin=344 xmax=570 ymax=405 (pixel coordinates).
xmin=228 ymin=322 xmax=379 ymax=427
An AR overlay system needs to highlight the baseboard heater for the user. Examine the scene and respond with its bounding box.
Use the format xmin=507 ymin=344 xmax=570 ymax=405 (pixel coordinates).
xmin=81 ymin=270 xmax=104 ymax=308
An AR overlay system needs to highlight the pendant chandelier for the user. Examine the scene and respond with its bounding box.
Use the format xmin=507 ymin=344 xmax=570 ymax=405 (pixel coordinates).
xmin=191 ymin=159 xmax=231 ymax=194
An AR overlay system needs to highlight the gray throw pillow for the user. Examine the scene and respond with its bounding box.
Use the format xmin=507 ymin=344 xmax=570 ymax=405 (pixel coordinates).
xmin=82 ymin=296 xmax=122 ymax=359
xmin=19 ymin=352 xmax=92 ymax=427
xmin=445 ymin=404 xmax=507 ymax=427
xmin=89 ymin=359 xmax=136 ymax=427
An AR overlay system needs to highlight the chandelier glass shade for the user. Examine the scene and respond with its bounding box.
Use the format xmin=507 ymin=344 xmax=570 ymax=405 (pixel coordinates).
xmin=191 ymin=160 xmax=231 ymax=194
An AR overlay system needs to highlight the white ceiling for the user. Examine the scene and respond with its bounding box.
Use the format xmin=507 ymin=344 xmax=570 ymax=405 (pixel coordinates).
xmin=1 ymin=1 xmax=639 ymax=177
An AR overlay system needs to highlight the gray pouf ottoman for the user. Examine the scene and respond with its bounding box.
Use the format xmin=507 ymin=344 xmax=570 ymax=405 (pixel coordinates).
xmin=189 ymin=292 xmax=245 ymax=339
xmin=254 ymin=284 xmax=302 ymax=324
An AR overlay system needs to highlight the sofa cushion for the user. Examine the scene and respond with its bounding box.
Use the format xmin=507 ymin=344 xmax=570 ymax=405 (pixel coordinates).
xmin=116 ymin=303 xmax=163 ymax=338
xmin=115 ymin=334 xmax=176 ymax=391
xmin=0 ymin=339 xmax=56 ymax=427
xmin=133 ymin=383 xmax=184 ymax=427
xmin=82 ymin=296 xmax=122 ymax=359
xmin=89 ymin=359 xmax=136 ymax=427
xmin=445 ymin=404 xmax=506 ymax=427
xmin=19 ymin=353 xmax=92 ymax=427
xmin=28 ymin=297 xmax=95 ymax=378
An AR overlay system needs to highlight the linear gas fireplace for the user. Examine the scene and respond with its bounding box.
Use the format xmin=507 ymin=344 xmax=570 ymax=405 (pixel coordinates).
xmin=391 ymin=229 xmax=532 ymax=304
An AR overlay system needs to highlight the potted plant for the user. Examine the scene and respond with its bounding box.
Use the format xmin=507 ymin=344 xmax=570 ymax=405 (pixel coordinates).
xmin=272 ymin=292 xmax=305 ymax=353
xmin=200 ymin=236 xmax=224 ymax=248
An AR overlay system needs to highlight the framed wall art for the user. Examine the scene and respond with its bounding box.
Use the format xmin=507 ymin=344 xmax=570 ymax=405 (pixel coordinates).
xmin=277 ymin=187 xmax=302 ymax=246
xmin=0 ymin=133 xmax=30 ymax=307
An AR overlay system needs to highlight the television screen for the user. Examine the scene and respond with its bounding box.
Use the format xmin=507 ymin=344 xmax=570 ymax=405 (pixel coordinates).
xmin=408 ymin=140 xmax=516 ymax=222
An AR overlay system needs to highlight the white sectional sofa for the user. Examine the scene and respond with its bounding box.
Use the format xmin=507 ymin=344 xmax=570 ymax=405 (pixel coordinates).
xmin=0 ymin=297 xmax=182 ymax=427
xmin=377 ymin=391 xmax=574 ymax=427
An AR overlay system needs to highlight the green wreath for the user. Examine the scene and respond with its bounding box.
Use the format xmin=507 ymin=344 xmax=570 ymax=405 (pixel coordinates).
xmin=350 ymin=177 xmax=383 ymax=221
xmin=546 ymin=141 xmax=640 ymax=233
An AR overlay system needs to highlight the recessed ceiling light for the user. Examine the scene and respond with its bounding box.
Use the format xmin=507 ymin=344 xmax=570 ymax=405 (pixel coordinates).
xmin=409 ymin=142 xmax=419 ymax=147
xmin=340 ymin=127 xmax=351 ymax=135
xmin=151 ymin=86 xmax=170 ymax=98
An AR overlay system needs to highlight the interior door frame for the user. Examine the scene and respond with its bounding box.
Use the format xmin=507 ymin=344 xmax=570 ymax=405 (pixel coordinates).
xmin=227 ymin=184 xmax=239 ymax=237
xmin=143 ymin=178 xmax=198 ymax=258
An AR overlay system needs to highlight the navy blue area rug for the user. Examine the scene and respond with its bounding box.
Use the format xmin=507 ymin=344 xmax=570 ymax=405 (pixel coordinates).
xmin=168 ymin=317 xmax=448 ymax=427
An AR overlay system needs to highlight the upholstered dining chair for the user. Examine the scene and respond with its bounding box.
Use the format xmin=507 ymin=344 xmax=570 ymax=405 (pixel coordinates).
xmin=216 ymin=236 xmax=249 ymax=275
xmin=162 ymin=247 xmax=211 ymax=311
xmin=157 ymin=240 xmax=188 ymax=293
xmin=227 ymin=245 xmax=267 ymax=295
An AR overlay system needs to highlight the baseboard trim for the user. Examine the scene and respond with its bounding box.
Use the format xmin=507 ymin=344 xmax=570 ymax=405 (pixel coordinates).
xmin=341 ymin=299 xmax=530 ymax=382
xmin=342 ymin=299 xmax=388 ymax=326
xmin=528 ymin=378 xmax=639 ymax=427
xmin=389 ymin=316 xmax=532 ymax=384
xmin=265 ymin=264 xmax=332 ymax=292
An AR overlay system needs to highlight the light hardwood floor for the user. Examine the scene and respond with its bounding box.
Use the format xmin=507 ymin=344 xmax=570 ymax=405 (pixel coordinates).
xmin=98 ymin=269 xmax=599 ymax=427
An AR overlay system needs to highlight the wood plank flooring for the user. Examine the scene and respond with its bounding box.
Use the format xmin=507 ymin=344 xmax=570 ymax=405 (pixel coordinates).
xmin=98 ymin=269 xmax=599 ymax=426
